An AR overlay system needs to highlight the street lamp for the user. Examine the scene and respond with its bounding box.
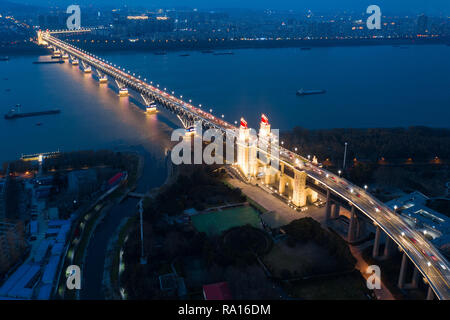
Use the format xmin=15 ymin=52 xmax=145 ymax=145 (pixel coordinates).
xmin=338 ymin=170 xmax=342 ymax=176
xmin=343 ymin=142 xmax=348 ymax=170
xmin=138 ymin=200 xmax=147 ymax=265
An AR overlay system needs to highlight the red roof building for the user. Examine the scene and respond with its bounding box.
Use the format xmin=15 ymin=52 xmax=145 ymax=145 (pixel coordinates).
xmin=202 ymin=282 xmax=232 ymax=300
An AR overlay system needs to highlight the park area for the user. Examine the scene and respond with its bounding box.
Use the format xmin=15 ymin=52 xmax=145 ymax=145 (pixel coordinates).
xmin=191 ymin=205 xmax=261 ymax=236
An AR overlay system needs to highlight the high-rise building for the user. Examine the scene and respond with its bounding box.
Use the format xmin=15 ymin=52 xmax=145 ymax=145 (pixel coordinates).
xmin=417 ymin=14 xmax=428 ymax=34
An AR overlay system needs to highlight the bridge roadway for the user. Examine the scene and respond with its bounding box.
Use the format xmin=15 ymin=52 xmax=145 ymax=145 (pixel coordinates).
xmin=42 ymin=31 xmax=450 ymax=299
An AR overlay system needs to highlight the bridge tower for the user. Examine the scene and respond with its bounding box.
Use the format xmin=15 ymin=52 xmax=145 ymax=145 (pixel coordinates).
xmin=37 ymin=30 xmax=48 ymax=46
xmin=237 ymin=118 xmax=257 ymax=177
xmin=237 ymin=118 xmax=250 ymax=176
xmin=259 ymin=114 xmax=271 ymax=138
xmin=292 ymin=170 xmax=307 ymax=207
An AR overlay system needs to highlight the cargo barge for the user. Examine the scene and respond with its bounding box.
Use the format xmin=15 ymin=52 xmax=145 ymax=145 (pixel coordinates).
xmin=4 ymin=105 xmax=61 ymax=119
xmin=33 ymin=60 xmax=64 ymax=64
xmin=296 ymin=88 xmax=326 ymax=96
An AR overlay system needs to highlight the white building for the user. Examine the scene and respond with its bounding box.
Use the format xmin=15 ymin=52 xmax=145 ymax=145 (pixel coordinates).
xmin=386 ymin=191 xmax=450 ymax=249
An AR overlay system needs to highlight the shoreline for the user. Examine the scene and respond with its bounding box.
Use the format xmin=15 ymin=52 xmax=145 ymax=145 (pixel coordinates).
xmin=71 ymin=37 xmax=450 ymax=54
xmin=2 ymin=36 xmax=448 ymax=56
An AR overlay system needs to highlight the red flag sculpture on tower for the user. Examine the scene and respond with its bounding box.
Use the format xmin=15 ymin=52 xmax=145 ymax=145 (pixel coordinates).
xmin=261 ymin=114 xmax=269 ymax=125
xmin=240 ymin=118 xmax=248 ymax=129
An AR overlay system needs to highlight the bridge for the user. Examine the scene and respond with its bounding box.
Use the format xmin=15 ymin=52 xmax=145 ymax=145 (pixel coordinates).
xmin=37 ymin=29 xmax=450 ymax=300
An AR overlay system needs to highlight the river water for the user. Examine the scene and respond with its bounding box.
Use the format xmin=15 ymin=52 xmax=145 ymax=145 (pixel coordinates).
xmin=1 ymin=45 xmax=449 ymax=165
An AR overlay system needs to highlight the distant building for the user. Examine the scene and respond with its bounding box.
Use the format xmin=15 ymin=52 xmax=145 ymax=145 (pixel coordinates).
xmin=386 ymin=191 xmax=450 ymax=249
xmin=203 ymin=282 xmax=232 ymax=300
xmin=0 ymin=220 xmax=26 ymax=277
xmin=417 ymin=14 xmax=428 ymax=34
xmin=67 ymin=169 xmax=98 ymax=196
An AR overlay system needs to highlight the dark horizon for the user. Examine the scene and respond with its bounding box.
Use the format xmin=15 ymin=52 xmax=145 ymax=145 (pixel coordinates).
xmin=2 ymin=0 xmax=450 ymax=16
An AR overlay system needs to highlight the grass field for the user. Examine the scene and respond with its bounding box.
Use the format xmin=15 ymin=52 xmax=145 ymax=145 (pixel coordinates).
xmin=191 ymin=205 xmax=261 ymax=236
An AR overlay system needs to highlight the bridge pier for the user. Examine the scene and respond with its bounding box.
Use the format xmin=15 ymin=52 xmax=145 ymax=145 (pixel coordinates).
xmin=407 ymin=267 xmax=421 ymax=289
xmin=398 ymin=251 xmax=408 ymax=289
xmin=279 ymin=174 xmax=287 ymax=195
xmin=331 ymin=203 xmax=340 ymax=219
xmin=325 ymin=189 xmax=332 ymax=221
xmin=81 ymin=61 xmax=92 ymax=73
xmin=397 ymin=251 xmax=424 ymax=291
xmin=355 ymin=214 xmax=367 ymax=240
xmin=372 ymin=226 xmax=382 ymax=258
xmin=292 ymin=170 xmax=307 ymax=207
xmin=383 ymin=236 xmax=396 ymax=258
xmin=348 ymin=206 xmax=357 ymax=242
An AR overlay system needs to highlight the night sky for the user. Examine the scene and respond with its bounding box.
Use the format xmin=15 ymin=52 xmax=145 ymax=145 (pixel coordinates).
xmin=4 ymin=0 xmax=450 ymax=15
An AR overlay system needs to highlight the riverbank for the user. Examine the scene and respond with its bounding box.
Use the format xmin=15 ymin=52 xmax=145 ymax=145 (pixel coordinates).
xmin=103 ymin=151 xmax=175 ymax=299
xmin=69 ymin=36 xmax=450 ymax=54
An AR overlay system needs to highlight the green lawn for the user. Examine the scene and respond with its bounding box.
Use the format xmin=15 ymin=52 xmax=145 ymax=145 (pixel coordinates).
xmin=191 ymin=206 xmax=261 ymax=236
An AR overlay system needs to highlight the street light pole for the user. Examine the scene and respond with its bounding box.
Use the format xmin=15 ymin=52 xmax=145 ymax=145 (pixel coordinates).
xmin=343 ymin=142 xmax=348 ymax=170
xmin=139 ymin=200 xmax=147 ymax=265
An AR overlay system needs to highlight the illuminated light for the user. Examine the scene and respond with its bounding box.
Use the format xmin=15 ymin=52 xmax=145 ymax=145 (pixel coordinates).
xmin=127 ymin=15 xmax=149 ymax=20
xmin=240 ymin=118 xmax=248 ymax=129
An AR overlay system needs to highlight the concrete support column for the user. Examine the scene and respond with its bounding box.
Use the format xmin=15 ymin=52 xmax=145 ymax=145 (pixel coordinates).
xmin=397 ymin=252 xmax=408 ymax=289
xmin=325 ymin=189 xmax=331 ymax=221
xmin=426 ymin=286 xmax=435 ymax=300
xmin=348 ymin=206 xmax=357 ymax=242
xmin=411 ymin=267 xmax=420 ymax=288
xmin=332 ymin=203 xmax=340 ymax=219
xmin=356 ymin=216 xmax=367 ymax=239
xmin=292 ymin=170 xmax=307 ymax=207
xmin=384 ymin=236 xmax=394 ymax=258
xmin=372 ymin=226 xmax=381 ymax=258
xmin=279 ymin=175 xmax=286 ymax=195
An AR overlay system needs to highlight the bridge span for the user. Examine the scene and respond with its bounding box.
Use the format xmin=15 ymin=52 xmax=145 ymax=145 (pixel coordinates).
xmin=38 ymin=29 xmax=449 ymax=300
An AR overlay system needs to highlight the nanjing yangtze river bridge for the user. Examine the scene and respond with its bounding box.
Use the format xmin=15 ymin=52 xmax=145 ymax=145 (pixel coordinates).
xmin=38 ymin=29 xmax=449 ymax=300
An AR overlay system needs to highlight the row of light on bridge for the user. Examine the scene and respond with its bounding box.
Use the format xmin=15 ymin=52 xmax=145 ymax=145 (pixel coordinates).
xmin=53 ymin=35 xmax=230 ymax=120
